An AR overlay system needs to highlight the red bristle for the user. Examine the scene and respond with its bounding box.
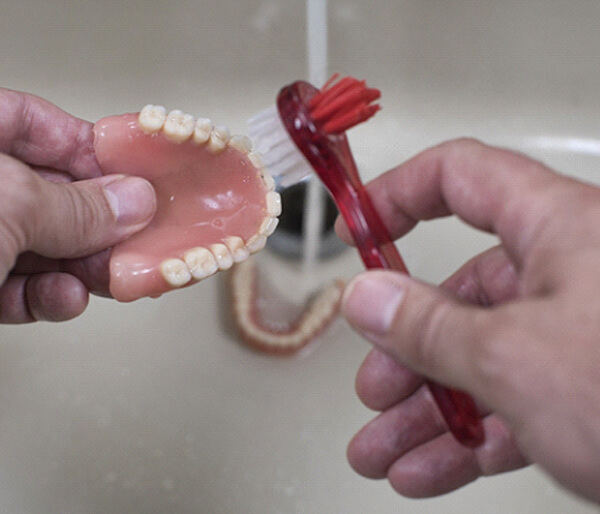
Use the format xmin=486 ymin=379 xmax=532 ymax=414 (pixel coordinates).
xmin=309 ymin=74 xmax=381 ymax=134
xmin=322 ymin=104 xmax=381 ymax=135
xmin=309 ymin=76 xmax=357 ymax=109
xmin=319 ymin=72 xmax=341 ymax=92
xmin=311 ymin=87 xmax=380 ymax=123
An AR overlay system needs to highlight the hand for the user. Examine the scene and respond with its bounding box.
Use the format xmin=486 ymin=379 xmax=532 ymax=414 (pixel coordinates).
xmin=338 ymin=139 xmax=600 ymax=503
xmin=0 ymin=89 xmax=156 ymax=322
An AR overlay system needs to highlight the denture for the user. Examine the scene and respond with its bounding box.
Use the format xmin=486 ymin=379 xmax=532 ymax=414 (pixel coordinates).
xmin=93 ymin=105 xmax=280 ymax=302
xmin=229 ymin=258 xmax=345 ymax=354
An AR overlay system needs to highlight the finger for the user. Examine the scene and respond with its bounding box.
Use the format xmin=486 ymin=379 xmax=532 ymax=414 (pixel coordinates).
xmin=0 ymin=88 xmax=101 ymax=179
xmin=33 ymin=166 xmax=74 ymax=184
xmin=62 ymin=250 xmax=111 ymax=297
xmin=354 ymin=246 xmax=518 ymax=411
xmin=387 ymin=416 xmax=528 ymax=498
xmin=341 ymin=270 xmax=495 ymax=394
xmin=355 ymin=349 xmax=423 ymax=411
xmin=336 ymin=138 xmax=585 ymax=264
xmin=13 ymin=250 xmax=111 ymax=297
xmin=440 ymin=245 xmax=519 ymax=306
xmin=0 ymin=155 xmax=156 ymax=261
xmin=0 ymin=273 xmax=88 ymax=323
xmin=347 ymin=385 xmax=447 ymax=479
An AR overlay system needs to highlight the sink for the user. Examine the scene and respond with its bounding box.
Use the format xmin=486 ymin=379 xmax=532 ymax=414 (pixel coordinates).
xmin=1 ymin=1 xmax=599 ymax=512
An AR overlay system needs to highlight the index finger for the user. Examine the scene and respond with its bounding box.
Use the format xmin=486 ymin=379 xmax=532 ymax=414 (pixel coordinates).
xmin=337 ymin=139 xmax=587 ymax=264
xmin=0 ymin=88 xmax=102 ymax=179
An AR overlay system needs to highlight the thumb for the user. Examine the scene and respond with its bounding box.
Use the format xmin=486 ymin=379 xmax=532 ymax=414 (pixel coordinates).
xmin=21 ymin=170 xmax=156 ymax=259
xmin=341 ymin=270 xmax=487 ymax=392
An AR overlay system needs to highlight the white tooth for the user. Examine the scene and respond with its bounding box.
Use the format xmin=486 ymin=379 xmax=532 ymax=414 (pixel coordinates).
xmin=224 ymin=236 xmax=250 ymax=263
xmin=183 ymin=247 xmax=218 ymax=280
xmin=246 ymin=234 xmax=267 ymax=254
xmin=138 ymin=104 xmax=167 ymax=134
xmin=248 ymin=152 xmax=264 ymax=169
xmin=208 ymin=125 xmax=231 ymax=153
xmin=260 ymin=169 xmax=276 ymax=191
xmin=259 ymin=216 xmax=279 ymax=236
xmin=210 ymin=243 xmax=234 ymax=270
xmin=228 ymin=135 xmax=252 ymax=153
xmin=266 ymin=191 xmax=282 ymax=217
xmin=160 ymin=258 xmax=192 ymax=287
xmin=163 ymin=110 xmax=196 ymax=143
xmin=193 ymin=118 xmax=212 ymax=144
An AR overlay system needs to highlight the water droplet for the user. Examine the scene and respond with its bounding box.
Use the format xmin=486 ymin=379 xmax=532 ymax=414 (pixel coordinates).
xmin=103 ymin=472 xmax=117 ymax=484
xmin=162 ymin=477 xmax=176 ymax=491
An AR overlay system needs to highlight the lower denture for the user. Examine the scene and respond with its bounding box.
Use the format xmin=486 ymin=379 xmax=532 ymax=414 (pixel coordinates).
xmin=229 ymin=259 xmax=345 ymax=355
xmin=93 ymin=105 xmax=280 ymax=302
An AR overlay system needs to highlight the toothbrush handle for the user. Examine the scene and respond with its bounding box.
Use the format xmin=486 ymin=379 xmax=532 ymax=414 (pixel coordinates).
xmin=343 ymin=184 xmax=485 ymax=447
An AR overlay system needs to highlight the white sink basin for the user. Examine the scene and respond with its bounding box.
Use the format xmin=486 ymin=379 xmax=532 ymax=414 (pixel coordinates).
xmin=1 ymin=1 xmax=599 ymax=512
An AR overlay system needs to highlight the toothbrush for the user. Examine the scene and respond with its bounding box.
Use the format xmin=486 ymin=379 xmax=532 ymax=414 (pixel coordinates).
xmin=248 ymin=74 xmax=484 ymax=448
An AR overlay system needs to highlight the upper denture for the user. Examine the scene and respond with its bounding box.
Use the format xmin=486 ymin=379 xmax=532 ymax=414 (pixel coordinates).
xmin=93 ymin=105 xmax=280 ymax=302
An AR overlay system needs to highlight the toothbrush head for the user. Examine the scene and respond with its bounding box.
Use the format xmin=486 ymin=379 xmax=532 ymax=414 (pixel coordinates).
xmin=247 ymin=75 xmax=381 ymax=189
xmin=308 ymin=73 xmax=381 ymax=135
xmin=276 ymin=75 xmax=380 ymax=190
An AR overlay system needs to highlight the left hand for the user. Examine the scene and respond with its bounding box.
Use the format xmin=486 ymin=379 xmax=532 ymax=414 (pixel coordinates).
xmin=0 ymin=89 xmax=156 ymax=322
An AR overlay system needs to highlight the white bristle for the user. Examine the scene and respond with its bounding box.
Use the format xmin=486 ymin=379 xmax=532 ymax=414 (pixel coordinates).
xmin=247 ymin=105 xmax=312 ymax=187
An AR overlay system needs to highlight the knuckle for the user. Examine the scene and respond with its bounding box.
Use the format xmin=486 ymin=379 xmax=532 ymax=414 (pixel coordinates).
xmin=0 ymin=154 xmax=40 ymax=251
xmin=470 ymin=310 xmax=522 ymax=395
xmin=63 ymin=183 xmax=108 ymax=245
xmin=412 ymin=296 xmax=454 ymax=371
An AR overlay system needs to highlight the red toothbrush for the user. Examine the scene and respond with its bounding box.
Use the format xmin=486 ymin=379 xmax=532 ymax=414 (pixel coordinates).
xmin=248 ymin=75 xmax=484 ymax=447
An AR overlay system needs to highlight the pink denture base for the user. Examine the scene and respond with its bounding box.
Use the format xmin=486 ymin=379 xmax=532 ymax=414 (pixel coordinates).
xmin=93 ymin=113 xmax=269 ymax=302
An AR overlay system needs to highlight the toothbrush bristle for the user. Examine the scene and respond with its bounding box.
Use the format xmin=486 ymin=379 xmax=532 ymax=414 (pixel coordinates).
xmin=308 ymin=74 xmax=381 ymax=134
xmin=247 ymin=105 xmax=312 ymax=186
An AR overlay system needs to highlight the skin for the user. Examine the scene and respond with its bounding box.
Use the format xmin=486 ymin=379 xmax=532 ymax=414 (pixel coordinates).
xmin=0 ymin=88 xmax=157 ymax=322
xmin=337 ymin=138 xmax=600 ymax=504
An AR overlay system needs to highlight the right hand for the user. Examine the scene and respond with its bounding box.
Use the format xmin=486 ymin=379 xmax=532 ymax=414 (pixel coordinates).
xmin=338 ymin=139 xmax=600 ymax=503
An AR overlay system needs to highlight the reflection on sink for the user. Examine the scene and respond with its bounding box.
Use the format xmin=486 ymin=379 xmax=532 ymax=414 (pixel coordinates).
xmin=1 ymin=0 xmax=600 ymax=512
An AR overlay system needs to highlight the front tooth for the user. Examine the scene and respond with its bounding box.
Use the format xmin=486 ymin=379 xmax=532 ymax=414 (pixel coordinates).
xmin=248 ymin=152 xmax=264 ymax=169
xmin=138 ymin=104 xmax=167 ymax=134
xmin=259 ymin=216 xmax=279 ymax=237
xmin=208 ymin=125 xmax=230 ymax=153
xmin=266 ymin=191 xmax=282 ymax=217
xmin=163 ymin=110 xmax=196 ymax=143
xmin=260 ymin=169 xmax=276 ymax=191
xmin=194 ymin=118 xmax=212 ymax=144
xmin=246 ymin=234 xmax=267 ymax=254
xmin=160 ymin=258 xmax=192 ymax=287
xmin=210 ymin=243 xmax=234 ymax=270
xmin=183 ymin=247 xmax=218 ymax=280
xmin=224 ymin=236 xmax=250 ymax=263
xmin=229 ymin=135 xmax=252 ymax=153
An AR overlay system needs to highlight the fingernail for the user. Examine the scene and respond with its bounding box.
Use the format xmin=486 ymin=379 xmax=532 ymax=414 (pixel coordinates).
xmin=103 ymin=176 xmax=156 ymax=225
xmin=342 ymin=272 xmax=405 ymax=337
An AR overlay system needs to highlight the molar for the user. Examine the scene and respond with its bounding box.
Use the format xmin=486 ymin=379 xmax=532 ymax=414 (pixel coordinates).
xmin=224 ymin=236 xmax=250 ymax=263
xmin=246 ymin=234 xmax=267 ymax=254
xmin=193 ymin=118 xmax=212 ymax=145
xmin=208 ymin=125 xmax=231 ymax=154
xmin=183 ymin=247 xmax=218 ymax=280
xmin=160 ymin=258 xmax=192 ymax=287
xmin=163 ymin=110 xmax=196 ymax=143
xmin=228 ymin=135 xmax=253 ymax=153
xmin=210 ymin=243 xmax=234 ymax=270
xmin=138 ymin=104 xmax=167 ymax=134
